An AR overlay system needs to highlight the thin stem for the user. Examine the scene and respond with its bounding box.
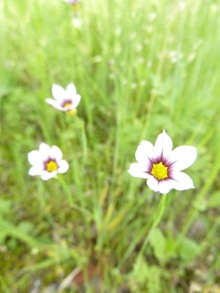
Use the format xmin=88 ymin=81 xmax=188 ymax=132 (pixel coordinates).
xmin=57 ymin=175 xmax=90 ymax=216
xmin=139 ymin=194 xmax=167 ymax=256
xmin=120 ymin=193 xmax=167 ymax=267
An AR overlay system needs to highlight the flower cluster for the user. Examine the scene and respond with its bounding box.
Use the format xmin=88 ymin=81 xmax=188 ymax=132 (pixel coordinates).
xmin=28 ymin=82 xmax=80 ymax=180
xmin=28 ymin=81 xmax=197 ymax=195
xmin=128 ymin=130 xmax=197 ymax=194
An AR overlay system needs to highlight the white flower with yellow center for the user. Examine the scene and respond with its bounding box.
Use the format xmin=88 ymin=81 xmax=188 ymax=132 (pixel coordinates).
xmin=45 ymin=83 xmax=81 ymax=115
xmin=128 ymin=130 xmax=197 ymax=194
xmin=28 ymin=143 xmax=69 ymax=180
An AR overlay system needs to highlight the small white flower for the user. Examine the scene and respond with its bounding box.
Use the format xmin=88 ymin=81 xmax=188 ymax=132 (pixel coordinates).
xmin=169 ymin=50 xmax=183 ymax=63
xmin=45 ymin=83 xmax=81 ymax=114
xmin=128 ymin=130 xmax=197 ymax=194
xmin=28 ymin=143 xmax=69 ymax=180
xmin=72 ymin=16 xmax=83 ymax=28
xmin=64 ymin=0 xmax=80 ymax=4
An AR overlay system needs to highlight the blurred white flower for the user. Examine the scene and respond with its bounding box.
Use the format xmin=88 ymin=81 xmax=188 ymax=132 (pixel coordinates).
xmin=64 ymin=0 xmax=80 ymax=4
xmin=28 ymin=143 xmax=69 ymax=181
xmin=140 ymin=80 xmax=147 ymax=87
xmin=178 ymin=1 xmax=186 ymax=10
xmin=148 ymin=12 xmax=157 ymax=22
xmin=188 ymin=52 xmax=196 ymax=63
xmin=72 ymin=16 xmax=83 ymax=28
xmin=128 ymin=130 xmax=197 ymax=194
xmin=169 ymin=50 xmax=183 ymax=63
xmin=46 ymin=83 xmax=81 ymax=114
xmin=131 ymin=82 xmax=137 ymax=89
xmin=136 ymin=43 xmax=143 ymax=52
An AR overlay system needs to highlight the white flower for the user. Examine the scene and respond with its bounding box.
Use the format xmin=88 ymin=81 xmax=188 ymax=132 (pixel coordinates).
xmin=64 ymin=0 xmax=80 ymax=4
xmin=169 ymin=50 xmax=183 ymax=63
xmin=28 ymin=143 xmax=69 ymax=181
xmin=72 ymin=16 xmax=83 ymax=28
xmin=128 ymin=130 xmax=197 ymax=194
xmin=45 ymin=83 xmax=81 ymax=114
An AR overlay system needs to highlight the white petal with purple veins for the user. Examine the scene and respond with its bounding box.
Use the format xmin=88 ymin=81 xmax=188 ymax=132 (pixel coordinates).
xmin=128 ymin=130 xmax=197 ymax=194
xmin=28 ymin=143 xmax=69 ymax=180
xmin=154 ymin=130 xmax=173 ymax=159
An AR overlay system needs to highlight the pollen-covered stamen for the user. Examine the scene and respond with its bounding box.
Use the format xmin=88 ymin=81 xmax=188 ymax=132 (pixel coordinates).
xmin=45 ymin=160 xmax=58 ymax=172
xmin=63 ymin=101 xmax=73 ymax=108
xmin=151 ymin=162 xmax=168 ymax=180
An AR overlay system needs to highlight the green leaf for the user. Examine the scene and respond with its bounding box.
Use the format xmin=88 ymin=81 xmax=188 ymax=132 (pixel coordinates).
xmin=0 ymin=199 xmax=11 ymax=217
xmin=207 ymin=191 xmax=220 ymax=208
xmin=165 ymin=237 xmax=178 ymax=259
xmin=130 ymin=256 xmax=162 ymax=293
xmin=132 ymin=256 xmax=149 ymax=285
xmin=193 ymin=198 xmax=207 ymax=211
xmin=18 ymin=221 xmax=35 ymax=234
xmin=0 ymin=231 xmax=8 ymax=244
xmin=147 ymin=265 xmax=162 ymax=293
xmin=149 ymin=228 xmax=167 ymax=264
xmin=177 ymin=237 xmax=200 ymax=261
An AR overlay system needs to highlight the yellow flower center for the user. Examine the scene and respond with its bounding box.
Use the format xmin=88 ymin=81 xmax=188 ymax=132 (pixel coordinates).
xmin=64 ymin=102 xmax=72 ymax=108
xmin=46 ymin=160 xmax=58 ymax=172
xmin=151 ymin=162 xmax=168 ymax=180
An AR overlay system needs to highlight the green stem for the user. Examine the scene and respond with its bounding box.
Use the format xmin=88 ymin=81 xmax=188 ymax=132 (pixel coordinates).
xmin=120 ymin=193 xmax=167 ymax=267
xmin=139 ymin=193 xmax=167 ymax=256
xmin=57 ymin=176 xmax=90 ymax=216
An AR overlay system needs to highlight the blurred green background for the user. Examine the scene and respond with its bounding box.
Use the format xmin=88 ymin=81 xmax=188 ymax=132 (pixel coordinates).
xmin=1 ymin=0 xmax=220 ymax=292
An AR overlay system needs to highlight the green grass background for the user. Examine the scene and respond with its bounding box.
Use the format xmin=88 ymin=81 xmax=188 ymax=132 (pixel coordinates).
xmin=1 ymin=0 xmax=220 ymax=292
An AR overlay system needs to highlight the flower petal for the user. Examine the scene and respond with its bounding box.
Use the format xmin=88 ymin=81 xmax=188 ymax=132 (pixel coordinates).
xmin=50 ymin=146 xmax=63 ymax=160
xmin=45 ymin=98 xmax=65 ymax=111
xmin=135 ymin=140 xmax=154 ymax=164
xmin=28 ymin=150 xmax=42 ymax=166
xmin=154 ymin=130 xmax=173 ymax=159
xmin=39 ymin=143 xmax=50 ymax=161
xmin=158 ymin=180 xmax=173 ymax=194
xmin=41 ymin=170 xmax=57 ymax=181
xmin=66 ymin=83 xmax=77 ymax=97
xmin=28 ymin=165 xmax=43 ymax=176
xmin=128 ymin=163 xmax=150 ymax=179
xmin=170 ymin=171 xmax=195 ymax=190
xmin=170 ymin=146 xmax=197 ymax=171
xmin=52 ymin=84 xmax=66 ymax=101
xmin=71 ymin=94 xmax=81 ymax=108
xmin=39 ymin=143 xmax=50 ymax=154
xmin=147 ymin=176 xmax=173 ymax=194
xmin=146 ymin=176 xmax=159 ymax=192
xmin=58 ymin=160 xmax=69 ymax=173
